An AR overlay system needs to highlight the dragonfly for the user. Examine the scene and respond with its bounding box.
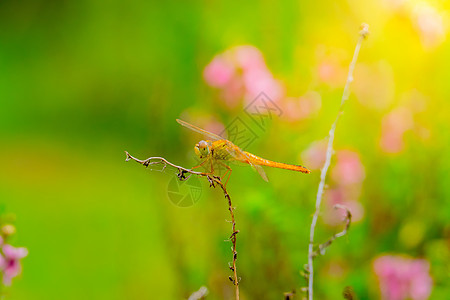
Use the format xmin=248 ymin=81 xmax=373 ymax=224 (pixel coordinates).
xmin=177 ymin=119 xmax=310 ymax=186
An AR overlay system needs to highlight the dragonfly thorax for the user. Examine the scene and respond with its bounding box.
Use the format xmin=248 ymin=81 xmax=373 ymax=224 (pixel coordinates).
xmin=194 ymin=140 xmax=211 ymax=158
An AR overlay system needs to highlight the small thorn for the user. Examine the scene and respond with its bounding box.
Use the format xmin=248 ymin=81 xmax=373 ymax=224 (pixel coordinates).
xmin=228 ymin=262 xmax=234 ymax=271
xmin=303 ymin=264 xmax=310 ymax=272
xmin=230 ymin=230 xmax=239 ymax=239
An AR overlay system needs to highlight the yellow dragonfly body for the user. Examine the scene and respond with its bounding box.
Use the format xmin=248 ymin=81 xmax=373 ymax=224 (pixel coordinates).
xmin=177 ymin=119 xmax=310 ymax=185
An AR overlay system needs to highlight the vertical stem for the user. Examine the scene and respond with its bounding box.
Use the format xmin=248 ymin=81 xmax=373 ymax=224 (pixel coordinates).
xmin=307 ymin=24 xmax=369 ymax=300
xmin=221 ymin=185 xmax=239 ymax=300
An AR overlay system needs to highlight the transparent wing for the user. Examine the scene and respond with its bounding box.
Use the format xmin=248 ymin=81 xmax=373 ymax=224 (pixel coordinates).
xmin=251 ymin=163 xmax=269 ymax=182
xmin=176 ymin=119 xmax=224 ymax=141
xmin=225 ymin=144 xmax=269 ymax=182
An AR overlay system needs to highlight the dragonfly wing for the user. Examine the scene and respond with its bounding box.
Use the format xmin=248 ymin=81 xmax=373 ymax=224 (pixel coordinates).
xmin=176 ymin=119 xmax=224 ymax=141
xmin=253 ymin=164 xmax=269 ymax=182
xmin=223 ymin=142 xmax=249 ymax=162
xmin=226 ymin=146 xmax=269 ymax=182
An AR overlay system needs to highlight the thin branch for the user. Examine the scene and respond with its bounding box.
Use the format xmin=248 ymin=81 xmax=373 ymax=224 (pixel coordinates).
xmin=310 ymin=204 xmax=352 ymax=259
xmin=125 ymin=151 xmax=240 ymax=300
xmin=306 ymin=24 xmax=369 ymax=300
xmin=284 ymin=290 xmax=296 ymax=300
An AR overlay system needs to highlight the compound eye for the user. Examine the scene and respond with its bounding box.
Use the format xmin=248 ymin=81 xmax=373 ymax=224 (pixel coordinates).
xmin=198 ymin=140 xmax=207 ymax=149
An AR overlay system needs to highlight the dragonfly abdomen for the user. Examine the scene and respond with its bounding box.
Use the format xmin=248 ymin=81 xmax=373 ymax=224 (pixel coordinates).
xmin=243 ymin=151 xmax=310 ymax=174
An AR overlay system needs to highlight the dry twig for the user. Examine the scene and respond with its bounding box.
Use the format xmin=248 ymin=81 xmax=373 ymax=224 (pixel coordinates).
xmin=310 ymin=204 xmax=352 ymax=259
xmin=125 ymin=151 xmax=240 ymax=300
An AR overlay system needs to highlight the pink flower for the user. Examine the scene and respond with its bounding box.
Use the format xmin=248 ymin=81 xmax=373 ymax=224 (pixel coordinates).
xmin=234 ymin=45 xmax=266 ymax=71
xmin=380 ymin=107 xmax=413 ymax=153
xmin=298 ymin=92 xmax=321 ymax=119
xmin=243 ymin=67 xmax=284 ymax=103
xmin=373 ymin=255 xmax=433 ymax=300
xmin=318 ymin=62 xmax=338 ymax=83
xmin=300 ymin=141 xmax=328 ymax=170
xmin=383 ymin=107 xmax=414 ymax=134
xmin=412 ymin=3 xmax=446 ymax=49
xmin=203 ymin=55 xmax=236 ymax=88
xmin=203 ymin=45 xmax=286 ymax=108
xmin=221 ymin=77 xmax=245 ymax=108
xmin=331 ymin=150 xmax=365 ymax=185
xmin=283 ymin=98 xmax=302 ymax=121
xmin=283 ymin=92 xmax=322 ymax=121
xmin=316 ymin=57 xmax=346 ymax=87
xmin=0 ymin=244 xmax=28 ymax=286
xmin=380 ymin=131 xmax=404 ymax=153
xmin=203 ymin=120 xmax=226 ymax=139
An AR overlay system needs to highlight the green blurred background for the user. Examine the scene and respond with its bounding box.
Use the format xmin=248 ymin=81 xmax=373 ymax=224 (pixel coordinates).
xmin=0 ymin=0 xmax=449 ymax=299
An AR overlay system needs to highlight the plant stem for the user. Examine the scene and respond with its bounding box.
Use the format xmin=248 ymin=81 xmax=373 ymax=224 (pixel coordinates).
xmin=306 ymin=24 xmax=369 ymax=300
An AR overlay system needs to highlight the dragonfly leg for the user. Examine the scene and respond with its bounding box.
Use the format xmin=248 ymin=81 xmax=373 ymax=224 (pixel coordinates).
xmin=209 ymin=159 xmax=215 ymax=175
xmin=192 ymin=157 xmax=216 ymax=176
xmin=217 ymin=161 xmax=232 ymax=187
xmin=191 ymin=158 xmax=210 ymax=172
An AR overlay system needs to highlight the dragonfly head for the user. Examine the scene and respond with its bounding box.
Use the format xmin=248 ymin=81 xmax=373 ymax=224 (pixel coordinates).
xmin=194 ymin=140 xmax=210 ymax=159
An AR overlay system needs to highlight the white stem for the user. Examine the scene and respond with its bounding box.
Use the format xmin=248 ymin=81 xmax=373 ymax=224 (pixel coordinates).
xmin=307 ymin=23 xmax=369 ymax=300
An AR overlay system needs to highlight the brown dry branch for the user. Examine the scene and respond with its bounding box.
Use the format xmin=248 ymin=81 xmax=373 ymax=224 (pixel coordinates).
xmin=306 ymin=23 xmax=369 ymax=300
xmin=124 ymin=151 xmax=240 ymax=300
xmin=342 ymin=286 xmax=357 ymax=300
